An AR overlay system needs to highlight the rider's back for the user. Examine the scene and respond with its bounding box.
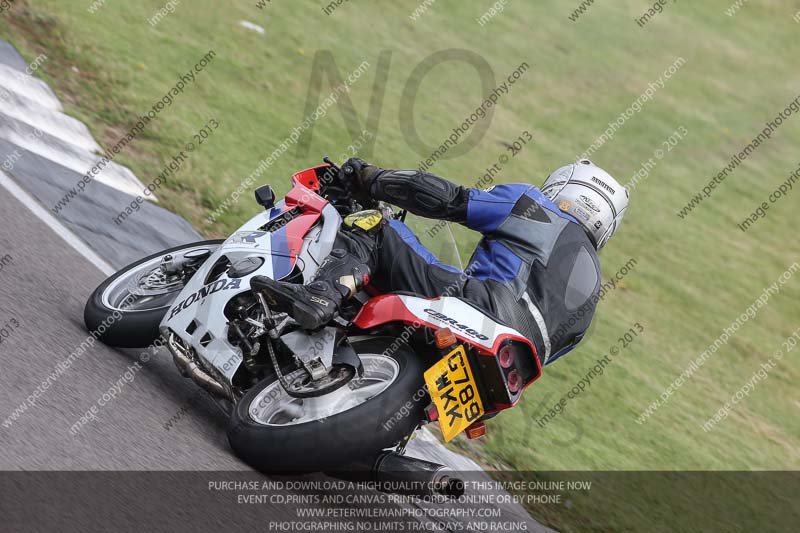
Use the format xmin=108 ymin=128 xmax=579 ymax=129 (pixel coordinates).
xmin=464 ymin=183 xmax=601 ymax=365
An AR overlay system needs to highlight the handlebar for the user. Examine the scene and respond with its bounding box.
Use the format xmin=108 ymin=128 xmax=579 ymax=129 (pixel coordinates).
xmin=322 ymin=156 xmax=340 ymax=174
xmin=318 ymin=156 xmax=359 ymax=213
xmin=318 ymin=156 xmax=406 ymax=222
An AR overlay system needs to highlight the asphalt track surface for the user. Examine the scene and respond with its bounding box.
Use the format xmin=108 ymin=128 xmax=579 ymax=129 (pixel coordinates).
xmin=0 ymin=189 xmax=242 ymax=470
xmin=0 ymin=39 xmax=551 ymax=532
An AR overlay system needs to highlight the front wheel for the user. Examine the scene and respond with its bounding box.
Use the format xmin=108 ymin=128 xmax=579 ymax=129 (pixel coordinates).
xmin=83 ymin=240 xmax=224 ymax=348
xmin=227 ymin=338 xmax=428 ymax=472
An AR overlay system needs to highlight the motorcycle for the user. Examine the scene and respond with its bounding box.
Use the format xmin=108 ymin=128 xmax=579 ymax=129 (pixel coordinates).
xmin=84 ymin=158 xmax=542 ymax=483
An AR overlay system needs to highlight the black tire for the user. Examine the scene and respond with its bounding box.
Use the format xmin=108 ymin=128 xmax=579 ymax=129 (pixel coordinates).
xmin=83 ymin=240 xmax=224 ymax=348
xmin=227 ymin=337 xmax=427 ymax=472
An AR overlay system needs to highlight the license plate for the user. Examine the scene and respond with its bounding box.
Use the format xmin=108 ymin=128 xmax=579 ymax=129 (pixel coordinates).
xmin=423 ymin=345 xmax=484 ymax=442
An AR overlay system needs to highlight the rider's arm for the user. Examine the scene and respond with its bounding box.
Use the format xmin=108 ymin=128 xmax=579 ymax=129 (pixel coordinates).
xmin=369 ymin=170 xmax=537 ymax=234
xmin=357 ymin=165 xmax=469 ymax=223
xmin=346 ymin=159 xmax=533 ymax=229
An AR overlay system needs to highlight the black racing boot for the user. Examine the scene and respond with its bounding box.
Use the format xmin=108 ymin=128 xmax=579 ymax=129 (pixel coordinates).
xmin=251 ymin=248 xmax=372 ymax=330
xmin=251 ymin=277 xmax=348 ymax=330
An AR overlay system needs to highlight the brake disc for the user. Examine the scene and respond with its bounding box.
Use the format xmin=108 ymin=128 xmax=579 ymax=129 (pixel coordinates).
xmin=284 ymin=365 xmax=356 ymax=399
xmin=129 ymin=266 xmax=184 ymax=296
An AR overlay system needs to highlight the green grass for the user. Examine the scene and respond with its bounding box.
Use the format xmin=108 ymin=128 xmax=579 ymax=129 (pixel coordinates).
xmin=3 ymin=0 xmax=799 ymax=530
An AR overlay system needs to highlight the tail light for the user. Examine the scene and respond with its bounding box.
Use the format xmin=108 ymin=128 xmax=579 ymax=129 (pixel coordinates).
xmin=506 ymin=370 xmax=522 ymax=394
xmin=498 ymin=345 xmax=515 ymax=368
xmin=497 ymin=341 xmax=537 ymax=391
xmin=474 ymin=340 xmax=540 ymax=410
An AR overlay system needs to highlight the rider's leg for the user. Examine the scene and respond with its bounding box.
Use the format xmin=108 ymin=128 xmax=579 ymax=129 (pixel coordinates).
xmin=250 ymin=213 xmax=380 ymax=330
xmin=252 ymin=215 xmax=493 ymax=329
xmin=250 ymin=230 xmax=373 ymax=330
xmin=369 ymin=219 xmax=491 ymax=306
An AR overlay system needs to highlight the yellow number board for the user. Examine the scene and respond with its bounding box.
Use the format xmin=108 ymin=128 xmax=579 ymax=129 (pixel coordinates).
xmin=423 ymin=345 xmax=484 ymax=442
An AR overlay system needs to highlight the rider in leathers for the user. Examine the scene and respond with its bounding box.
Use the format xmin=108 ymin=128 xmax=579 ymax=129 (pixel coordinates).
xmin=252 ymin=158 xmax=629 ymax=366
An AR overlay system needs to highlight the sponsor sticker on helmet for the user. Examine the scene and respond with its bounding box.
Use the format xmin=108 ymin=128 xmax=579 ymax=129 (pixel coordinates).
xmin=579 ymin=195 xmax=602 ymax=213
xmin=558 ymin=199 xmax=572 ymax=212
xmin=574 ymin=206 xmax=591 ymax=221
xmin=591 ymin=176 xmax=616 ymax=195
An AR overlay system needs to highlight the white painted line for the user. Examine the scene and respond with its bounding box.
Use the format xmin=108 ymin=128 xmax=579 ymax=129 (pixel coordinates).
xmin=0 ymin=170 xmax=115 ymax=276
xmin=0 ymin=89 xmax=101 ymax=153
xmin=0 ymin=117 xmax=156 ymax=201
xmin=0 ymin=63 xmax=62 ymax=111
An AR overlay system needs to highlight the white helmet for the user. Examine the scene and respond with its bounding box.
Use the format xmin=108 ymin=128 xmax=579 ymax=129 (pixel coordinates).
xmin=540 ymin=159 xmax=628 ymax=250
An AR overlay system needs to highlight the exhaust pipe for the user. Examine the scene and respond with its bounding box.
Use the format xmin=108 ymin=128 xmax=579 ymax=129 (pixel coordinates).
xmin=167 ymin=333 xmax=232 ymax=401
xmin=372 ymin=452 xmax=465 ymax=499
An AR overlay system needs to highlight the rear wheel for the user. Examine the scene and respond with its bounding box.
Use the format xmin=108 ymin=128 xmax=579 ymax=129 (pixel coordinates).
xmin=83 ymin=240 xmax=224 ymax=348
xmin=227 ymin=338 xmax=427 ymax=472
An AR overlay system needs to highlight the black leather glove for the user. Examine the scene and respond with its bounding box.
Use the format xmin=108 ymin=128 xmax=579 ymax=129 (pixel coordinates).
xmin=340 ymin=157 xmax=382 ymax=205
